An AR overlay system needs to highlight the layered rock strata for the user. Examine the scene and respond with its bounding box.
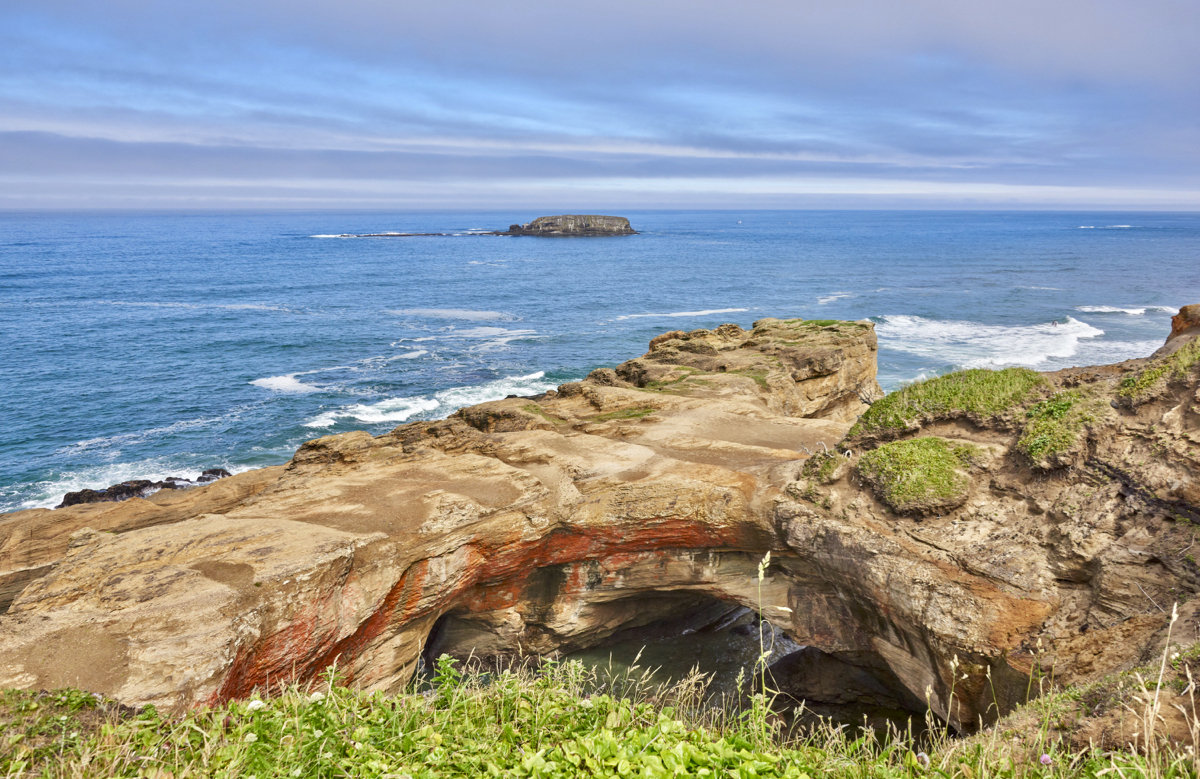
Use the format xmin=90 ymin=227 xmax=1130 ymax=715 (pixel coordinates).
xmin=1 ymin=314 xmax=1198 ymax=732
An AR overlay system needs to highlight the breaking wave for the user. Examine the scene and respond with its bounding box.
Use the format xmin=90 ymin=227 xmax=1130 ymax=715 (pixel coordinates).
xmin=251 ymin=374 xmax=322 ymax=393
xmin=874 ymin=315 xmax=1104 ymax=369
xmin=302 ymin=371 xmax=557 ymax=429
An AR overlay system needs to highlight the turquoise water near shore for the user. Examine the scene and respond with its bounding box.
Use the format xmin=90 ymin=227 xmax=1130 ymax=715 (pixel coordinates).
xmin=2 ymin=209 xmax=1198 ymax=512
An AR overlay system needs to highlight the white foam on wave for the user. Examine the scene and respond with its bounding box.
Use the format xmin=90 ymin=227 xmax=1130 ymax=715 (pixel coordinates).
xmin=303 ymin=396 xmax=440 ymax=428
xmin=817 ymin=293 xmax=853 ymax=305
xmin=251 ymin=374 xmax=322 ymax=393
xmin=95 ymin=300 xmax=295 ymax=313
xmin=309 ymin=234 xmax=355 ymax=238
xmin=302 ymin=371 xmax=556 ymax=429
xmin=1076 ymin=305 xmax=1148 ymax=315
xmin=56 ymin=412 xmax=238 ymax=456
xmin=387 ymin=308 xmax=517 ymax=321
xmin=875 ymin=315 xmax=1104 ymax=369
xmin=14 ymin=458 xmax=253 ymax=511
xmin=1076 ymin=305 xmax=1177 ymax=316
xmin=615 ymin=308 xmax=748 ymax=320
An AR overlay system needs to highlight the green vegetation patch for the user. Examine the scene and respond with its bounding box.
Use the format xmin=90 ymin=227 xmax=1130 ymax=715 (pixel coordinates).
xmin=1016 ymin=391 xmax=1095 ymax=466
xmin=590 ymin=406 xmax=657 ymax=422
xmin=3 ymin=653 xmax=1198 ymax=778
xmin=850 ymin=367 xmax=1045 ymax=437
xmin=857 ymin=436 xmax=980 ymax=515
xmin=731 ymin=368 xmax=771 ymax=390
xmin=522 ymin=404 xmax=567 ymax=425
xmin=802 ymin=451 xmax=843 ymax=484
xmin=0 ymin=659 xmax=854 ymax=779
xmin=1117 ymin=337 xmax=1200 ymax=401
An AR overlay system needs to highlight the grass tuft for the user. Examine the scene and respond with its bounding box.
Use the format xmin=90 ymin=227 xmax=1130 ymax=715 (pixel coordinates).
xmin=1016 ymin=391 xmax=1096 ymax=466
xmin=857 ymin=437 xmax=980 ymax=514
xmin=1118 ymin=337 xmax=1200 ymax=401
xmin=850 ymin=368 xmax=1045 ymax=437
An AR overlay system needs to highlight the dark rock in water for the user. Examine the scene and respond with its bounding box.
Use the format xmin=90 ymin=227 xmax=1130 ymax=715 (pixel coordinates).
xmin=57 ymin=469 xmax=232 ymax=508
xmin=501 ymin=215 xmax=635 ymax=236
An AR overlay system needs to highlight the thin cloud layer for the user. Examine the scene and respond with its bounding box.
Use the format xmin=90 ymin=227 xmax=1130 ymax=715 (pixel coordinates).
xmin=1 ymin=0 xmax=1197 ymax=209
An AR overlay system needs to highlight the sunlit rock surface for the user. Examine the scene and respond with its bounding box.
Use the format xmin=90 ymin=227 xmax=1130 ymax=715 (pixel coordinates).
xmin=1 ymin=313 xmax=1198 ymax=731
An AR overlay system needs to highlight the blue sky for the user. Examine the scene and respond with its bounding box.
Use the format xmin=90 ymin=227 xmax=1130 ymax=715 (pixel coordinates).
xmin=2 ymin=0 xmax=1198 ymax=210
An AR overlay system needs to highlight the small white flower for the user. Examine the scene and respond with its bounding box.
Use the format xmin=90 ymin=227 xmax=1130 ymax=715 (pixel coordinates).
xmin=244 ymin=732 xmax=258 ymax=743
xmin=312 ymin=729 xmax=324 ymax=738
xmin=291 ymin=770 xmax=303 ymax=778
xmin=309 ymin=691 xmax=326 ymax=703
xmin=246 ymin=699 xmax=267 ymax=712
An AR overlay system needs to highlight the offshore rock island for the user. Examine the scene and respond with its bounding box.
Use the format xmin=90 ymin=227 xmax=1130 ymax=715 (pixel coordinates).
xmin=1 ymin=309 xmax=1199 ymax=737
xmin=343 ymin=215 xmax=637 ymax=238
xmin=499 ymin=214 xmax=636 ymax=236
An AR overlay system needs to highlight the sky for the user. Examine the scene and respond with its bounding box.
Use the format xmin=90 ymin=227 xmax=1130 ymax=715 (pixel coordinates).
xmin=1 ymin=0 xmax=1198 ymax=210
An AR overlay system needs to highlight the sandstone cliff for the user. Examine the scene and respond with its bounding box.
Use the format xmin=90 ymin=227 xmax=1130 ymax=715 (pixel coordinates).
xmin=1 ymin=313 xmax=1198 ymax=733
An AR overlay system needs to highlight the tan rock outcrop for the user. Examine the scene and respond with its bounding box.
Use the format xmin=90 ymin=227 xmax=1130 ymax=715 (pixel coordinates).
xmin=1 ymin=313 xmax=1198 ymax=733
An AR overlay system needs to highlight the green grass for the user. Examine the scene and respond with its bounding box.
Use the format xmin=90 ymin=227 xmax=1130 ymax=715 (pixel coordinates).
xmin=850 ymin=368 xmax=1045 ymax=437
xmin=1118 ymin=337 xmax=1200 ymax=400
xmin=802 ymin=451 xmax=842 ymax=484
xmin=589 ymin=406 xmax=657 ymax=422
xmin=856 ymin=437 xmax=980 ymax=514
xmin=1016 ymin=391 xmax=1095 ymax=466
xmin=522 ymin=404 xmax=568 ymax=425
xmin=731 ymin=368 xmax=771 ymax=391
xmin=3 ymin=653 xmax=1197 ymax=779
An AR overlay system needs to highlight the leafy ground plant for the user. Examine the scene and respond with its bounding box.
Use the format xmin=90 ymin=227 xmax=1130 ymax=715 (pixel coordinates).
xmin=856 ymin=436 xmax=980 ymax=514
xmin=850 ymin=367 xmax=1044 ymax=437
xmin=3 ymin=647 xmax=1200 ymax=778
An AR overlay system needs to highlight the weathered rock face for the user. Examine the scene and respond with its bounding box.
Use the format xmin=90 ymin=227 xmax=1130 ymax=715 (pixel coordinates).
xmin=1 ymin=313 xmax=1198 ymax=733
xmin=503 ymin=215 xmax=635 ymax=236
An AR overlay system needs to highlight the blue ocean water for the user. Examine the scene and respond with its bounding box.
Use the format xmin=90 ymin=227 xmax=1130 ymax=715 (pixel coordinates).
xmin=2 ymin=210 xmax=1198 ymax=512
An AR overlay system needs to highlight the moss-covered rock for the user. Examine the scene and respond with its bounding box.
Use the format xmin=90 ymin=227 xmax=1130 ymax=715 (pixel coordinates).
xmin=1016 ymin=390 xmax=1103 ymax=468
xmin=856 ymin=436 xmax=980 ymax=515
xmin=849 ymin=367 xmax=1044 ymax=438
xmin=1117 ymin=337 xmax=1200 ymax=403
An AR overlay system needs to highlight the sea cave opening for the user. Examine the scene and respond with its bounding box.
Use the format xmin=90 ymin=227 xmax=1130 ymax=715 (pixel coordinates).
xmin=420 ymin=590 xmax=931 ymax=737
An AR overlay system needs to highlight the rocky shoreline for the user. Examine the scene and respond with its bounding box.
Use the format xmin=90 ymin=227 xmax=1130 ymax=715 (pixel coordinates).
xmin=1 ymin=309 xmax=1197 ymax=737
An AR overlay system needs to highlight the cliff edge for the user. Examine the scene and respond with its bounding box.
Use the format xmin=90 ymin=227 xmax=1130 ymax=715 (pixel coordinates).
xmin=1 ymin=312 xmax=1198 ymax=734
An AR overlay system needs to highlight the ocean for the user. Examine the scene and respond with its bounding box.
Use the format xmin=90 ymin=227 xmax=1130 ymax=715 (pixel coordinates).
xmin=2 ymin=209 xmax=1198 ymax=513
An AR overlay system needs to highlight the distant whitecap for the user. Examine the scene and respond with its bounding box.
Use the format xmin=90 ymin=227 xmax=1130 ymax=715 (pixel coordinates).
xmin=387 ymin=308 xmax=518 ymax=321
xmin=251 ymin=374 xmax=321 ymax=393
xmin=615 ymin=308 xmax=748 ymax=320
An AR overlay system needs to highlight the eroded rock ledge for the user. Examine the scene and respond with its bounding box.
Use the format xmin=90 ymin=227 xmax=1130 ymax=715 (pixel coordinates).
xmin=1 ymin=314 xmax=1198 ymax=732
